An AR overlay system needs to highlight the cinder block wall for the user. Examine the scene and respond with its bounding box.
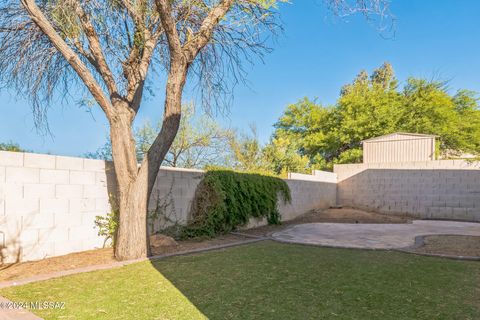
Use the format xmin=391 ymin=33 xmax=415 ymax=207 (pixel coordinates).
xmin=0 ymin=151 xmax=337 ymax=262
xmin=150 ymin=169 xmax=337 ymax=231
xmin=147 ymin=166 xmax=205 ymax=233
xmin=242 ymin=177 xmax=337 ymax=229
xmin=0 ymin=151 xmax=111 ymax=263
xmin=280 ymin=179 xmax=337 ymax=220
xmin=334 ymin=160 xmax=480 ymax=221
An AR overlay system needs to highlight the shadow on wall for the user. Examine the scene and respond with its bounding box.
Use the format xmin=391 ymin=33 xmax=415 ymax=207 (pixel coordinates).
xmin=147 ymin=178 xmax=187 ymax=238
xmin=0 ymin=212 xmax=39 ymax=266
xmin=147 ymin=168 xmax=205 ymax=236
xmin=102 ymin=163 xmax=184 ymax=249
xmin=0 ymin=159 xmax=120 ymax=265
xmin=337 ymin=169 xmax=480 ymax=221
xmin=104 ymin=163 xmax=205 ymax=248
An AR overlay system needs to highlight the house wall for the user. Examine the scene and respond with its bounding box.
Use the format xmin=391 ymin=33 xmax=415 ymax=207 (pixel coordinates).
xmin=334 ymin=160 xmax=480 ymax=221
xmin=0 ymin=151 xmax=337 ymax=263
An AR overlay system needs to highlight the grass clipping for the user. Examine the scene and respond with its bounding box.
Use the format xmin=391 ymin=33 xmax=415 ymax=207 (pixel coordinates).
xmin=182 ymin=170 xmax=291 ymax=238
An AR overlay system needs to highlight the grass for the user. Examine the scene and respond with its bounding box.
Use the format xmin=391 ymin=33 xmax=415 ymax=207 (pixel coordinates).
xmin=2 ymin=241 xmax=480 ymax=320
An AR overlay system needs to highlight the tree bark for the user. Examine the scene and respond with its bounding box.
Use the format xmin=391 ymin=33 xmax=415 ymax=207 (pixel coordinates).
xmin=114 ymin=170 xmax=149 ymax=260
xmin=112 ymin=58 xmax=187 ymax=261
xmin=109 ymin=104 xmax=149 ymax=261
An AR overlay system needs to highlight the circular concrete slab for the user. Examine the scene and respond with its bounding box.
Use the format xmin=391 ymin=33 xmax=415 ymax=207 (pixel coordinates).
xmin=271 ymin=220 xmax=480 ymax=249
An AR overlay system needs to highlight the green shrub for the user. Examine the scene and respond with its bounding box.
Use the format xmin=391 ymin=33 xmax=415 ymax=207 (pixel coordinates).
xmin=0 ymin=141 xmax=24 ymax=152
xmin=182 ymin=169 xmax=291 ymax=238
xmin=94 ymin=210 xmax=118 ymax=247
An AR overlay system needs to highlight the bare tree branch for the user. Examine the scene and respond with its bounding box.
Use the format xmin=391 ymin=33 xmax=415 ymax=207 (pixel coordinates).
xmin=20 ymin=0 xmax=113 ymax=115
xmin=71 ymin=0 xmax=119 ymax=98
xmin=155 ymin=0 xmax=183 ymax=57
xmin=183 ymin=0 xmax=235 ymax=62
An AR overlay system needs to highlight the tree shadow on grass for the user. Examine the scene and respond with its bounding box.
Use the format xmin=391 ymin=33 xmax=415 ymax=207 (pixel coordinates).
xmin=148 ymin=240 xmax=480 ymax=320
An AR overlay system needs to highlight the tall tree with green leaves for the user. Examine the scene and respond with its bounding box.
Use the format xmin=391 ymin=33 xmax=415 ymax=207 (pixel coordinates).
xmin=272 ymin=63 xmax=480 ymax=171
xmin=0 ymin=0 xmax=391 ymax=259
xmin=228 ymin=125 xmax=270 ymax=173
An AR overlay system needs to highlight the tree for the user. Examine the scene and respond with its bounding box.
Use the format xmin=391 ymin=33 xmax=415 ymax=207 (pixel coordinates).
xmin=135 ymin=104 xmax=234 ymax=168
xmin=273 ymin=63 xmax=480 ymax=171
xmin=399 ymin=79 xmax=480 ymax=155
xmin=0 ymin=0 xmax=391 ymax=260
xmin=88 ymin=103 xmax=233 ymax=168
xmin=263 ymin=136 xmax=310 ymax=176
xmin=228 ymin=125 xmax=269 ymax=173
xmin=162 ymin=104 xmax=233 ymax=168
xmin=84 ymin=140 xmax=113 ymax=161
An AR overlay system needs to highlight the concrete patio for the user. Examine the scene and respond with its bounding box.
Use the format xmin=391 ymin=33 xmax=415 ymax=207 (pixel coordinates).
xmin=271 ymin=220 xmax=480 ymax=249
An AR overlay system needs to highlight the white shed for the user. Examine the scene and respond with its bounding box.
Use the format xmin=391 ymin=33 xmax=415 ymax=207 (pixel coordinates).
xmin=362 ymin=132 xmax=436 ymax=163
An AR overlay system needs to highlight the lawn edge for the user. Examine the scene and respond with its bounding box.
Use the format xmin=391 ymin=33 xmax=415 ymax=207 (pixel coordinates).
xmin=0 ymin=238 xmax=267 ymax=290
xmin=270 ymin=234 xmax=480 ymax=261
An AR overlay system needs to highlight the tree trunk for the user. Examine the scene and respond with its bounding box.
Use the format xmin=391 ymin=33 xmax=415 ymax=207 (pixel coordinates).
xmin=142 ymin=57 xmax=188 ymax=197
xmin=115 ymin=168 xmax=149 ymax=260
xmin=112 ymin=59 xmax=188 ymax=261
xmin=109 ymin=106 xmax=150 ymax=261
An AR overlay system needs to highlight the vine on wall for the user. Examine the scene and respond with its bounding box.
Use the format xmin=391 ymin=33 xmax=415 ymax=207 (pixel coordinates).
xmin=182 ymin=169 xmax=291 ymax=238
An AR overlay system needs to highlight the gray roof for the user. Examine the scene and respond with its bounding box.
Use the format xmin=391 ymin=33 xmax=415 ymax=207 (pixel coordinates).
xmin=361 ymin=132 xmax=438 ymax=143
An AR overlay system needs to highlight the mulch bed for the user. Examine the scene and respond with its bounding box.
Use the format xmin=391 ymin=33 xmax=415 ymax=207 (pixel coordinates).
xmin=408 ymin=235 xmax=480 ymax=258
xmin=0 ymin=234 xmax=251 ymax=282
xmin=0 ymin=248 xmax=116 ymax=282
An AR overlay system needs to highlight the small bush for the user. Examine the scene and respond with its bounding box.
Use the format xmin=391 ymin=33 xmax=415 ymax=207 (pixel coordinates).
xmin=182 ymin=169 xmax=291 ymax=238
xmin=94 ymin=210 xmax=118 ymax=247
xmin=0 ymin=141 xmax=24 ymax=152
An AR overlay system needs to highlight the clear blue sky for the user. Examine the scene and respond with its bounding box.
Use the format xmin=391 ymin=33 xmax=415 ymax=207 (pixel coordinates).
xmin=1 ymin=0 xmax=479 ymax=157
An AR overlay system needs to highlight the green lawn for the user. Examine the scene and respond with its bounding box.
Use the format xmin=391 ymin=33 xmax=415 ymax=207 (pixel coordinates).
xmin=2 ymin=241 xmax=480 ymax=320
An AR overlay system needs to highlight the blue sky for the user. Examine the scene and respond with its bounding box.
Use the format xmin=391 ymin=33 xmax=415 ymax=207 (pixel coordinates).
xmin=1 ymin=0 xmax=480 ymax=157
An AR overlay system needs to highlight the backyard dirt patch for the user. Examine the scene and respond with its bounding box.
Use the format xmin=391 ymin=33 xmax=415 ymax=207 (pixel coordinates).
xmin=150 ymin=233 xmax=252 ymax=255
xmin=0 ymin=248 xmax=116 ymax=282
xmin=408 ymin=235 xmax=480 ymax=258
xmin=240 ymin=207 xmax=411 ymax=237
xmin=0 ymin=234 xmax=251 ymax=282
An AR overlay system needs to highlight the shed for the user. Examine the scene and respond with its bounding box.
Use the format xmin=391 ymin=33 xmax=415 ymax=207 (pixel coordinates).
xmin=362 ymin=132 xmax=436 ymax=163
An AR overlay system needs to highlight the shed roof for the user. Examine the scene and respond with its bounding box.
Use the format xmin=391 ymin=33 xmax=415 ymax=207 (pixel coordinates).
xmin=361 ymin=132 xmax=438 ymax=144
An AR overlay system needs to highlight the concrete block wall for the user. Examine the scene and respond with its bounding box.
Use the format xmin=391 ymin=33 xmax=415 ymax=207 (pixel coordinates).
xmin=147 ymin=167 xmax=205 ymax=233
xmin=150 ymin=169 xmax=337 ymax=231
xmin=334 ymin=160 xmax=480 ymax=221
xmin=1 ymin=150 xmax=337 ymax=262
xmin=0 ymin=151 xmax=111 ymax=263
xmin=280 ymin=179 xmax=337 ymax=220
xmin=240 ymin=178 xmax=337 ymax=229
xmin=5 ymin=149 xmax=479 ymax=263
xmin=288 ymin=170 xmax=337 ymax=183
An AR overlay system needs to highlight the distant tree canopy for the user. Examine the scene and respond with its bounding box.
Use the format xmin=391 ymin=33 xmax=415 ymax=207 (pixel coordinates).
xmin=227 ymin=125 xmax=309 ymax=176
xmin=86 ymin=104 xmax=233 ymax=169
xmin=271 ymin=63 xmax=480 ymax=171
